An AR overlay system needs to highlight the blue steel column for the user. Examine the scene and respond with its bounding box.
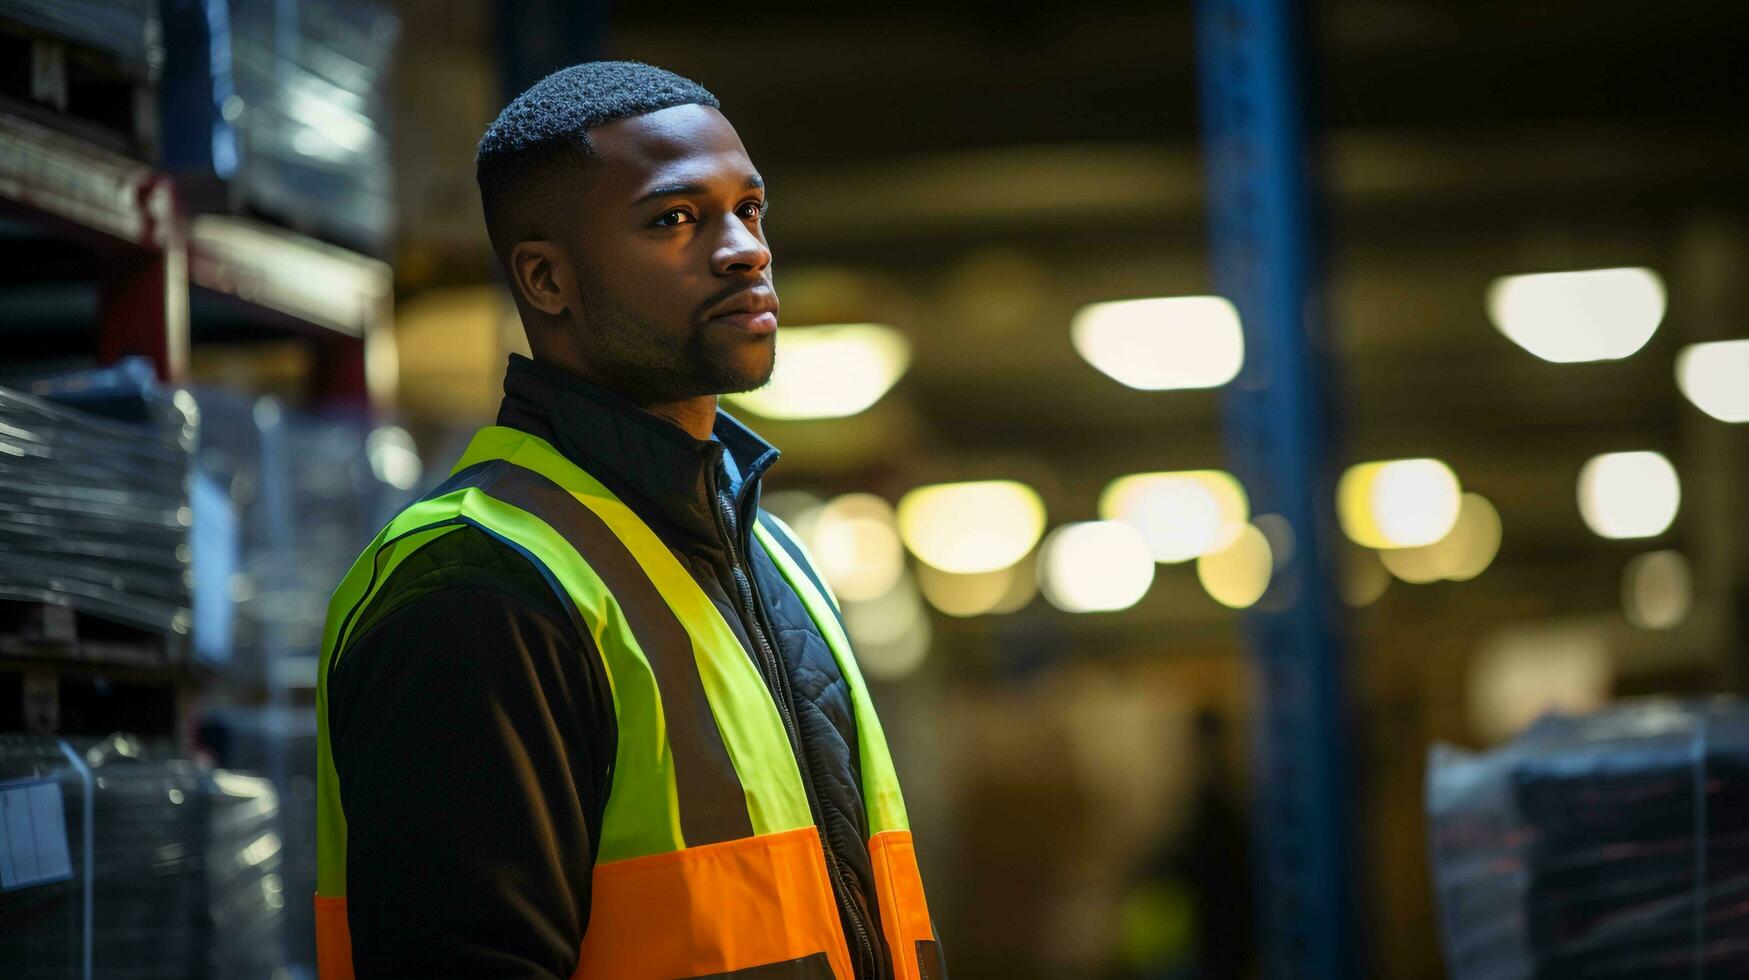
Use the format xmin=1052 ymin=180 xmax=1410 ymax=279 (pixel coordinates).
xmin=1194 ymin=2 xmax=1363 ymax=978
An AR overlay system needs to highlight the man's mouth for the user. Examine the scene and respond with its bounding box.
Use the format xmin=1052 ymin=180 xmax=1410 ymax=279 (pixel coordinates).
xmin=704 ymin=288 xmax=779 ymax=335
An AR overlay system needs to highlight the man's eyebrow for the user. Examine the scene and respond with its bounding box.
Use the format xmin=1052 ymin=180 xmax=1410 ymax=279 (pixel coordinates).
xmin=630 ymin=175 xmax=765 ymax=209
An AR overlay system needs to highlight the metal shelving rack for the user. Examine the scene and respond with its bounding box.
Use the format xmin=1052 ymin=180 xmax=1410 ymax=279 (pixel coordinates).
xmin=0 ymin=111 xmax=397 ymax=410
xmin=0 ymin=106 xmax=397 ymax=743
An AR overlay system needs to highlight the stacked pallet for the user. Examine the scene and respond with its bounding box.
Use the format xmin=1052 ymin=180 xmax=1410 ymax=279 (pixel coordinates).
xmin=1430 ymin=700 xmax=1749 ymax=979
xmin=0 ymin=371 xmax=192 ymax=661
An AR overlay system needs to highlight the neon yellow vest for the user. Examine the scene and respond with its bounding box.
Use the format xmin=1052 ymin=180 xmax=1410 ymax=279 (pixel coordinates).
xmin=314 ymin=426 xmax=940 ymax=980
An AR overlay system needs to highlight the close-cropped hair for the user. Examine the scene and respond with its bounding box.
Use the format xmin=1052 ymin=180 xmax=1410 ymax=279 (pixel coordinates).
xmin=476 ymin=61 xmax=720 ymax=254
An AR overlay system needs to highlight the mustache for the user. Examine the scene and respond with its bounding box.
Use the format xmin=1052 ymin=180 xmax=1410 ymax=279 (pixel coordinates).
xmin=694 ymin=280 xmax=774 ymax=323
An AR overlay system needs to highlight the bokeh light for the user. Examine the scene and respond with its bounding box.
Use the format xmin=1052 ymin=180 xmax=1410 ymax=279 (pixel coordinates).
xmin=915 ymin=555 xmax=1038 ymax=618
xmin=365 ymin=426 xmax=421 ymax=490
xmin=1038 ymin=521 xmax=1156 ymax=613
xmin=1577 ymin=451 xmax=1680 ymax=539
xmin=843 ymin=571 xmax=932 ymax=680
xmin=1622 ymin=550 xmax=1693 ymax=631
xmin=1196 ymin=523 xmax=1273 ymax=609
xmin=1676 ymin=339 xmax=1749 ymax=423
xmin=1469 ymin=624 xmax=1613 ymax=743
xmin=897 ymin=480 xmax=1046 ymax=574
xmin=809 ymin=493 xmax=906 ymax=602
xmin=1338 ymin=458 xmax=1463 ymax=549
xmin=1485 ymin=267 xmax=1666 ymax=363
xmin=726 ymin=323 xmax=911 ymax=420
xmin=1377 ymin=541 xmax=1445 ymax=585
xmin=1377 ymin=492 xmax=1503 ymax=584
xmin=1099 ymin=470 xmax=1249 ymax=563
xmin=1070 ymin=296 xmax=1245 ymax=390
xmin=1341 ymin=546 xmax=1391 ymax=607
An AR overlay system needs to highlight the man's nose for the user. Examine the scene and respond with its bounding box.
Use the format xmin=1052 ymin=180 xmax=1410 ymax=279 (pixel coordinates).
xmin=712 ymin=215 xmax=771 ymax=275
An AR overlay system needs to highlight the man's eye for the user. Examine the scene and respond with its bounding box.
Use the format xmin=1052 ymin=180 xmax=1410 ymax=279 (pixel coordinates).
xmin=738 ymin=200 xmax=768 ymax=220
xmin=655 ymin=208 xmax=696 ymax=227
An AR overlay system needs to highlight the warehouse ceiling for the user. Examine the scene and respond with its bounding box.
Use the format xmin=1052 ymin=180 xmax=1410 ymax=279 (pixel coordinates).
xmin=386 ymin=0 xmax=1749 ymax=634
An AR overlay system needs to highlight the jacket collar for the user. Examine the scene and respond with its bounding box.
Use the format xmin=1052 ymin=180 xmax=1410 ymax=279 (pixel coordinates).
xmin=494 ymin=354 xmax=780 ymax=550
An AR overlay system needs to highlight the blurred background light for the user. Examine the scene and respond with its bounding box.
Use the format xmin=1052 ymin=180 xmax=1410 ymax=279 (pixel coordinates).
xmin=1440 ymin=493 xmax=1505 ymax=582
xmin=1577 ymin=451 xmax=1680 ymax=539
xmin=364 ymin=426 xmax=421 ymax=491
xmin=843 ymin=571 xmax=932 ymax=680
xmin=1070 ymin=296 xmax=1244 ymax=390
xmin=1338 ymin=458 xmax=1463 ymax=549
xmin=808 ymin=493 xmax=905 ymax=602
xmin=897 ymin=480 xmax=1046 ymax=574
xmin=1038 ymin=521 xmax=1156 ymax=613
xmin=915 ymin=555 xmax=1037 ymax=618
xmin=726 ymin=322 xmax=911 ymax=420
xmin=760 ymin=490 xmax=825 ymax=534
xmin=1676 ymin=339 xmax=1749 ymax=423
xmin=1196 ymin=523 xmax=1273 ymax=609
xmin=1378 ymin=492 xmax=1503 ymax=584
xmin=1485 ymin=267 xmax=1666 ymax=363
xmin=1377 ymin=541 xmax=1445 ymax=585
xmin=1340 ymin=546 xmax=1391 ymax=608
xmin=1099 ymin=469 xmax=1249 ymax=563
xmin=1621 ymin=550 xmax=1693 ymax=631
xmin=1469 ymin=623 xmax=1613 ymax=743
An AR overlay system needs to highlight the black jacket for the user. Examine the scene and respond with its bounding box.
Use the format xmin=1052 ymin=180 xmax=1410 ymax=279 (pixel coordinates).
xmin=328 ymin=353 xmax=892 ymax=979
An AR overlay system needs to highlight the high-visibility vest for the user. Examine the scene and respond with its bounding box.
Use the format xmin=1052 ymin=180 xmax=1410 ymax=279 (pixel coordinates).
xmin=314 ymin=426 xmax=939 ymax=980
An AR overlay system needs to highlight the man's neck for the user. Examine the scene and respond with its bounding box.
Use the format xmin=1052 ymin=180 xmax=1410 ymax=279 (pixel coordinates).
xmin=534 ymin=350 xmax=719 ymax=441
xmin=639 ymin=395 xmax=719 ymax=442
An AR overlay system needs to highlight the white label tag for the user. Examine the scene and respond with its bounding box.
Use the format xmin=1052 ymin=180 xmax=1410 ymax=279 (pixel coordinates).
xmin=0 ymin=779 xmax=74 ymax=890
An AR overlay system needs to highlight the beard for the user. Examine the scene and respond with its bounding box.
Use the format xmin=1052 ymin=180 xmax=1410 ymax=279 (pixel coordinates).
xmin=571 ymin=261 xmax=776 ymax=403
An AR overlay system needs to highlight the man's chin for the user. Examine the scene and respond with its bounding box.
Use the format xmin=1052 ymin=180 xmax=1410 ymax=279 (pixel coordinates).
xmin=705 ymin=345 xmax=776 ymax=396
xmin=715 ymin=369 xmax=775 ymax=397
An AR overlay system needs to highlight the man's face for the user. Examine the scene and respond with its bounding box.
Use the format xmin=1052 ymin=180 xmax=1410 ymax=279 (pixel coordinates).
xmin=561 ymin=104 xmax=776 ymax=403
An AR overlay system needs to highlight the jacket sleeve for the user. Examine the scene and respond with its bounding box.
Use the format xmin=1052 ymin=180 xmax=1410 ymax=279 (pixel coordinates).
xmin=327 ymin=542 xmax=615 ymax=979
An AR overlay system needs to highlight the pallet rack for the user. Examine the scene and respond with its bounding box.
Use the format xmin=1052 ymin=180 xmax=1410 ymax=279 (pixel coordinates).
xmin=0 ymin=105 xmax=396 ymax=742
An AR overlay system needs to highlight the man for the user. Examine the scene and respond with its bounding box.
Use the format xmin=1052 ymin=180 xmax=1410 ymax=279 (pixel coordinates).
xmin=313 ymin=62 xmax=943 ymax=980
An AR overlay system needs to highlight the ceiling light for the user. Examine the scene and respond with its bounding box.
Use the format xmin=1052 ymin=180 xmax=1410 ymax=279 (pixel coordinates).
xmin=1485 ymin=267 xmax=1665 ymax=363
xmin=1099 ymin=470 xmax=1249 ymax=563
xmin=1577 ymin=451 xmax=1679 ymax=539
xmin=1071 ymin=296 xmax=1244 ymax=390
xmin=727 ymin=323 xmax=910 ymax=420
xmin=897 ymin=480 xmax=1046 ymax=574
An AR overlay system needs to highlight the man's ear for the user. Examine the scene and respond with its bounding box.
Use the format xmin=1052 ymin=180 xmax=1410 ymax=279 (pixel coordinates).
xmin=509 ymin=241 xmax=575 ymax=318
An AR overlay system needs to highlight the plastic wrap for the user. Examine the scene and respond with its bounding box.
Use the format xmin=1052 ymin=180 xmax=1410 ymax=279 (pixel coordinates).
xmin=187 ymin=387 xmax=416 ymax=683
xmin=0 ymin=367 xmax=193 ymax=644
xmin=159 ymin=0 xmax=400 ymax=255
xmin=0 ymin=733 xmax=285 ymax=979
xmin=1428 ymin=699 xmax=1749 ymax=979
xmin=201 ymin=706 xmax=316 ymax=974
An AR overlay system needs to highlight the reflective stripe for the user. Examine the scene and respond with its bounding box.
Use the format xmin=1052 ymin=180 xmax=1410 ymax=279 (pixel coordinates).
xmin=459 ymin=485 xmax=685 ymax=860
xmin=455 ymin=427 xmax=814 ymax=842
xmin=576 ymin=826 xmax=854 ymax=980
xmin=868 ymin=831 xmax=936 ymax=980
xmin=753 ymin=520 xmax=910 ymax=836
xmin=483 ymin=462 xmax=754 ymax=848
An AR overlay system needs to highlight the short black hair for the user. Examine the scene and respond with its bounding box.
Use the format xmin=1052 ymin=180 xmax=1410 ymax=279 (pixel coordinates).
xmin=475 ymin=61 xmax=720 ymax=255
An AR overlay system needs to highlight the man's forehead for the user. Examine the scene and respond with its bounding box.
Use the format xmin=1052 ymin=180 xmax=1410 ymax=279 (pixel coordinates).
xmin=588 ymin=104 xmax=754 ymax=180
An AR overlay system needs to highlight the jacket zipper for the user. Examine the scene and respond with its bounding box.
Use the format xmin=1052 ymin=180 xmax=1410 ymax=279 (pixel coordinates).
xmin=711 ymin=481 xmax=878 ymax=980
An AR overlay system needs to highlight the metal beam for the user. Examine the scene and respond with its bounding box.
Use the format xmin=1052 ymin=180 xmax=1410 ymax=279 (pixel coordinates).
xmin=1195 ymin=2 xmax=1364 ymax=977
